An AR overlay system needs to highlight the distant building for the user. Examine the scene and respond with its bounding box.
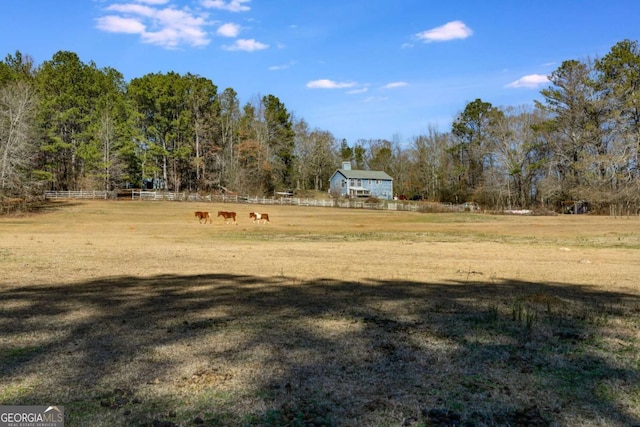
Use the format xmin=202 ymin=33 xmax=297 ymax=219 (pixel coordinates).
xmin=329 ymin=162 xmax=393 ymax=200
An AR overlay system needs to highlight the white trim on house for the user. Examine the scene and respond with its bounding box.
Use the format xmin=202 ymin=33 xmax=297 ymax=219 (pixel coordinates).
xmin=348 ymin=186 xmax=371 ymax=198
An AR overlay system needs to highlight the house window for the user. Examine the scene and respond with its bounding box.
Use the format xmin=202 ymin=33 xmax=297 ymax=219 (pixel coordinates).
xmin=357 ymin=179 xmax=362 ymax=186
xmin=350 ymin=179 xmax=355 ymax=186
xmin=341 ymin=179 xmax=346 ymax=188
xmin=376 ymin=179 xmax=381 ymax=184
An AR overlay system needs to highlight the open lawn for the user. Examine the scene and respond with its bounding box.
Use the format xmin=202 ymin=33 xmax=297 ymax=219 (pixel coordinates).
xmin=1 ymin=200 xmax=640 ymax=426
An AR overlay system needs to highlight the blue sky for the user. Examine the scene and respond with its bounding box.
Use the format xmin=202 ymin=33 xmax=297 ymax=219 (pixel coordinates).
xmin=2 ymin=1 xmax=640 ymax=145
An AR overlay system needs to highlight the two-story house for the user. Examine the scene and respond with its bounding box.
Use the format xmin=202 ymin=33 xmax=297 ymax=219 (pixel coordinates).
xmin=329 ymin=162 xmax=393 ymax=200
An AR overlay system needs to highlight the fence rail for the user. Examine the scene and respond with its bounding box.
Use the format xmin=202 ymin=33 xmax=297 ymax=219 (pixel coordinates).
xmin=44 ymin=190 xmax=108 ymax=200
xmin=43 ymin=190 xmax=437 ymax=212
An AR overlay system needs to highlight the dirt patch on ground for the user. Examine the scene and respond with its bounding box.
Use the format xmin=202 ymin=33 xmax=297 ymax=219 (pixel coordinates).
xmin=1 ymin=201 xmax=640 ymax=426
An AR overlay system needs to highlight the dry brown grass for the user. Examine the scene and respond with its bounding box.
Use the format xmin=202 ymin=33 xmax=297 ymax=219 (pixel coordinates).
xmin=1 ymin=200 xmax=640 ymax=426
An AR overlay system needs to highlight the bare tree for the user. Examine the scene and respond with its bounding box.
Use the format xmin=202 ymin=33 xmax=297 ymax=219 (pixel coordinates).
xmin=293 ymin=118 xmax=339 ymax=192
xmin=308 ymin=129 xmax=337 ymax=191
xmin=0 ymin=81 xmax=37 ymax=195
xmin=293 ymin=118 xmax=313 ymax=191
xmin=491 ymin=106 xmax=548 ymax=209
xmin=408 ymin=126 xmax=453 ymax=201
xmin=388 ymin=134 xmax=411 ymax=197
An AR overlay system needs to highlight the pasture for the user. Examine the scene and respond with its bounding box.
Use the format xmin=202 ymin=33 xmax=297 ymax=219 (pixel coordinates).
xmin=1 ymin=200 xmax=640 ymax=426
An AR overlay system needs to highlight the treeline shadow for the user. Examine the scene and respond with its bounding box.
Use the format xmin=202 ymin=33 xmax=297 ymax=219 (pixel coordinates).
xmin=1 ymin=274 xmax=639 ymax=426
xmin=0 ymin=199 xmax=81 ymax=216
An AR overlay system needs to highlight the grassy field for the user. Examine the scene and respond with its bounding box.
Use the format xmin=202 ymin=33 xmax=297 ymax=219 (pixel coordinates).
xmin=1 ymin=200 xmax=640 ymax=426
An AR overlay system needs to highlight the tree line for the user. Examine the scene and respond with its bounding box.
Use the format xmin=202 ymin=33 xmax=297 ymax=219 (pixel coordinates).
xmin=2 ymin=40 xmax=640 ymax=212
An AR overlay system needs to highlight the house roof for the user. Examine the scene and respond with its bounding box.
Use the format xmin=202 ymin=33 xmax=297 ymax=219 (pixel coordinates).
xmin=333 ymin=169 xmax=393 ymax=180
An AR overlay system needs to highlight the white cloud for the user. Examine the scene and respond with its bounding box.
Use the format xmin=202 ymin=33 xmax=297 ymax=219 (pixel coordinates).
xmin=268 ymin=61 xmax=295 ymax=71
xmin=135 ymin=0 xmax=170 ymax=4
xmin=201 ymin=0 xmax=251 ymax=12
xmin=347 ymin=87 xmax=369 ymax=94
xmin=217 ymin=22 xmax=240 ymax=37
xmin=506 ymin=74 xmax=549 ymax=88
xmin=415 ymin=20 xmax=472 ymax=43
xmin=306 ymin=79 xmax=357 ymax=89
xmin=363 ymin=96 xmax=388 ymax=103
xmin=223 ymin=38 xmax=268 ymax=51
xmin=106 ymin=3 xmax=156 ymax=17
xmin=96 ymin=15 xmax=146 ymax=34
xmin=382 ymin=81 xmax=408 ymax=89
xmin=97 ymin=2 xmax=210 ymax=48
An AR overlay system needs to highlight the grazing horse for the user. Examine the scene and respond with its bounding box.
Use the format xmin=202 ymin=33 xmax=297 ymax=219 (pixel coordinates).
xmin=194 ymin=211 xmax=211 ymax=224
xmin=217 ymin=211 xmax=237 ymax=224
xmin=249 ymin=212 xmax=270 ymax=224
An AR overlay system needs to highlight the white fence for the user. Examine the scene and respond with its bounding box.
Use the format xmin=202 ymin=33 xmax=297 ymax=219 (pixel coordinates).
xmin=44 ymin=190 xmax=108 ymax=200
xmin=43 ymin=190 xmax=432 ymax=212
xmin=131 ymin=191 xmax=240 ymax=202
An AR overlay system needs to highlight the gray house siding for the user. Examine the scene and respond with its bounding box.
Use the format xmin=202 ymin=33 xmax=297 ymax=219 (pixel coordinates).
xmin=329 ymin=168 xmax=393 ymax=200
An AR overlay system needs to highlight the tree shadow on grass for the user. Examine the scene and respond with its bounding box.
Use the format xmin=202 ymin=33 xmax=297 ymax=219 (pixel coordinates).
xmin=1 ymin=274 xmax=639 ymax=426
xmin=0 ymin=199 xmax=80 ymax=216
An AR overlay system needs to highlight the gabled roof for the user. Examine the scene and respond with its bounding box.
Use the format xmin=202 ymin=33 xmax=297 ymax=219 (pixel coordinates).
xmin=333 ymin=169 xmax=393 ymax=180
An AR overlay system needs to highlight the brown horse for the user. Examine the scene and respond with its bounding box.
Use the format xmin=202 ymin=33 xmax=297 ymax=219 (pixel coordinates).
xmin=217 ymin=211 xmax=237 ymax=224
xmin=249 ymin=212 xmax=270 ymax=224
xmin=194 ymin=211 xmax=211 ymax=224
